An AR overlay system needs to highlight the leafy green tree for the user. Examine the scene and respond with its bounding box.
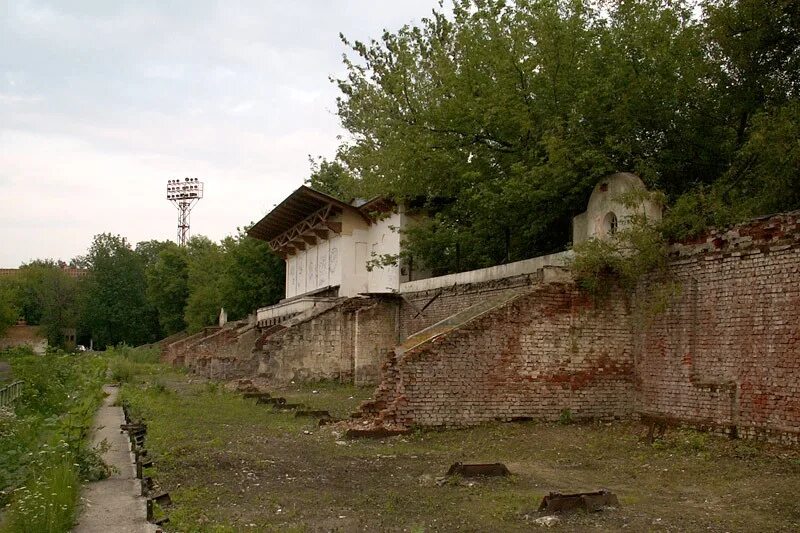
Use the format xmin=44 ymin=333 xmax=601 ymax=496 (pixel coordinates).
xmin=146 ymin=243 xmax=189 ymax=335
xmin=0 ymin=279 xmax=18 ymax=337
xmin=305 ymin=157 xmax=361 ymax=200
xmin=184 ymin=236 xmax=224 ymax=332
xmin=145 ymin=242 xmax=189 ymax=336
xmin=329 ymin=0 xmax=720 ymax=271
xmin=219 ymin=228 xmax=285 ymax=320
xmin=9 ymin=261 xmax=78 ymax=347
xmin=80 ymin=234 xmax=155 ymax=348
xmin=325 ymin=0 xmax=799 ymax=272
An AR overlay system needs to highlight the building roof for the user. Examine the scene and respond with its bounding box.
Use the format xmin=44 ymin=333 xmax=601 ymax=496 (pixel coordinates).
xmin=248 ymin=186 xmax=371 ymax=243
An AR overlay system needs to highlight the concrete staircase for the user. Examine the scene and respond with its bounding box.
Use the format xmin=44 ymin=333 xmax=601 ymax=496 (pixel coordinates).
xmin=357 ymin=286 xmax=538 ymax=426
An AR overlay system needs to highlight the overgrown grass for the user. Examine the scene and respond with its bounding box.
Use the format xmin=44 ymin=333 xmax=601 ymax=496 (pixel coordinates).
xmin=118 ymin=363 xmax=800 ymax=532
xmin=0 ymin=347 xmax=107 ymax=533
xmin=106 ymin=344 xmax=164 ymax=385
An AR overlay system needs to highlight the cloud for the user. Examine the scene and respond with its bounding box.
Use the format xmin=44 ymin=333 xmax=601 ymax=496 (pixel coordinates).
xmin=0 ymin=0 xmax=443 ymax=266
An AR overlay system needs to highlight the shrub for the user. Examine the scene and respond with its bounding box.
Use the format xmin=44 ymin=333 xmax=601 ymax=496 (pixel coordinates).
xmin=571 ymin=217 xmax=668 ymax=298
xmin=109 ymin=358 xmax=136 ymax=384
xmin=0 ymin=347 xmax=107 ymax=531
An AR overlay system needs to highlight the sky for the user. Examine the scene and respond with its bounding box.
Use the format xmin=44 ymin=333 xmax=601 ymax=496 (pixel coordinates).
xmin=0 ymin=0 xmax=442 ymax=267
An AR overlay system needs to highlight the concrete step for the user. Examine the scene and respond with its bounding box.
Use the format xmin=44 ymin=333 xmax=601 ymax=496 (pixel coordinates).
xmin=397 ymin=287 xmax=533 ymax=356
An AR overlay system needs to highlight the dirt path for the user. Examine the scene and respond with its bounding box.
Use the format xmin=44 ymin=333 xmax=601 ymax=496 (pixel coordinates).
xmin=73 ymin=385 xmax=155 ymax=533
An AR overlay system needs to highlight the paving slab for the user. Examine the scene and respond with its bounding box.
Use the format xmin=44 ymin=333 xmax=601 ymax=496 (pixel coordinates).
xmin=73 ymin=385 xmax=156 ymax=533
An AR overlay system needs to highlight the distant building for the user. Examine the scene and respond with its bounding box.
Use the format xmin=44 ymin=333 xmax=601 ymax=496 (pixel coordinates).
xmin=0 ymin=264 xmax=89 ymax=279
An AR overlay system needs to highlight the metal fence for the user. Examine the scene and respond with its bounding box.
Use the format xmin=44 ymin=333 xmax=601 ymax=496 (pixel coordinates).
xmin=0 ymin=380 xmax=23 ymax=408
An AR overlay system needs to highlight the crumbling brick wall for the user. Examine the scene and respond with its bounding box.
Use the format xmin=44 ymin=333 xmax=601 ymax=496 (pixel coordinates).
xmin=257 ymin=297 xmax=398 ymax=385
xmin=399 ymin=273 xmax=540 ymax=339
xmin=191 ymin=325 xmax=260 ymax=380
xmin=354 ymin=299 xmax=399 ymax=385
xmin=635 ymin=212 xmax=800 ymax=444
xmin=379 ymin=284 xmax=635 ymax=427
xmin=369 ymin=211 xmax=800 ymax=443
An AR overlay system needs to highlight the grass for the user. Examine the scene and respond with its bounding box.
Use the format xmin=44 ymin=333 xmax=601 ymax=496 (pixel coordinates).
xmin=2 ymin=454 xmax=79 ymax=533
xmin=272 ymin=380 xmax=375 ymax=419
xmin=0 ymin=347 xmax=108 ymax=533
xmin=118 ymin=359 xmax=800 ymax=532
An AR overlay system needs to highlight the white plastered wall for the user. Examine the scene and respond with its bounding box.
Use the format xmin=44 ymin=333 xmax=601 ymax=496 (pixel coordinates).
xmin=366 ymin=210 xmax=402 ymax=293
xmin=572 ymin=172 xmax=663 ymax=245
xmin=283 ymin=217 xmax=347 ymax=299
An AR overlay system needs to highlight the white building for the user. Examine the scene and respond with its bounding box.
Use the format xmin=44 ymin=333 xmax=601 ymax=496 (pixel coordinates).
xmin=248 ymin=187 xmax=426 ymax=323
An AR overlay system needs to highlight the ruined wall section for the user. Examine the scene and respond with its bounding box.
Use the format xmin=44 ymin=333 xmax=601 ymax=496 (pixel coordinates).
xmin=189 ymin=325 xmax=261 ymax=380
xmin=366 ymin=211 xmax=800 ymax=444
xmin=399 ymin=273 xmax=542 ymax=340
xmin=257 ymin=298 xmax=398 ymax=386
xmin=636 ymin=212 xmax=800 ymax=444
xmin=353 ymin=299 xmax=399 ymax=385
xmin=376 ymin=284 xmax=634 ymax=427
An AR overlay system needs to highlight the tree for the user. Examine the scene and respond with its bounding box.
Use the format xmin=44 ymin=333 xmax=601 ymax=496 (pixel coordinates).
xmin=145 ymin=242 xmax=189 ymax=336
xmin=184 ymin=236 xmax=224 ymax=332
xmin=80 ymin=234 xmax=155 ymax=348
xmin=219 ymin=228 xmax=285 ymax=320
xmin=326 ymin=0 xmax=799 ymax=273
xmin=305 ymin=157 xmax=361 ymax=200
xmin=0 ymin=279 xmax=18 ymax=337
xmin=11 ymin=261 xmax=78 ymax=348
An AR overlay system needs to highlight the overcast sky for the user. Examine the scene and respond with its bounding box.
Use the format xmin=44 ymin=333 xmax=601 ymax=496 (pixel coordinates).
xmin=0 ymin=0 xmax=441 ymax=267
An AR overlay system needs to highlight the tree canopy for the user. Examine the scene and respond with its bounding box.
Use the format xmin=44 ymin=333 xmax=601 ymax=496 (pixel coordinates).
xmin=319 ymin=0 xmax=799 ymax=273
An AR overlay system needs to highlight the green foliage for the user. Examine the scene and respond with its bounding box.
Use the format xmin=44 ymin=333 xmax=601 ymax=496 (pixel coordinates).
xmin=184 ymin=236 xmax=225 ymax=332
xmin=0 ymin=280 xmax=18 ymax=337
xmin=306 ymin=157 xmax=361 ymax=200
xmin=2 ymin=455 xmax=79 ymax=533
xmin=106 ymin=345 xmax=162 ymax=386
xmin=558 ymin=408 xmax=573 ymax=425
xmin=79 ymin=234 xmax=156 ymax=349
xmin=318 ymin=0 xmax=799 ymax=273
xmin=109 ymin=357 xmax=136 ymax=384
xmin=145 ymin=242 xmax=189 ymax=335
xmin=4 ymin=262 xmax=78 ymax=348
xmin=218 ymin=228 xmax=284 ymax=321
xmin=0 ymin=347 xmax=107 ymax=532
xmin=571 ymin=215 xmax=668 ymax=298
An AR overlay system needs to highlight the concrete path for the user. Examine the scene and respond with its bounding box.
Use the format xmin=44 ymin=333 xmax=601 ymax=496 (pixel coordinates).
xmin=73 ymin=385 xmax=156 ymax=533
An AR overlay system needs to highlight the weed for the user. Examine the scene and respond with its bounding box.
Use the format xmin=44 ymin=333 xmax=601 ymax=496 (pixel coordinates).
xmin=109 ymin=358 xmax=135 ymax=384
xmin=2 ymin=454 xmax=79 ymax=533
xmin=0 ymin=347 xmax=107 ymax=531
xmin=558 ymin=408 xmax=573 ymax=425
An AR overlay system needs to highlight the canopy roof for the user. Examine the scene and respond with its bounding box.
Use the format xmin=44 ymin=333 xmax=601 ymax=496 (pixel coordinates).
xmin=248 ymin=186 xmax=371 ymax=243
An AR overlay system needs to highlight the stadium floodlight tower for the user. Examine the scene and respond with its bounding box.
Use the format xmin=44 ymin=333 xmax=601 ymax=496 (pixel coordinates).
xmin=165 ymin=177 xmax=204 ymax=246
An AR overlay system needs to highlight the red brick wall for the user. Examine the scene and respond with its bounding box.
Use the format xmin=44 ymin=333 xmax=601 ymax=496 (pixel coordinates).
xmin=380 ymin=284 xmax=635 ymax=427
xmin=371 ymin=212 xmax=800 ymax=444
xmin=636 ymin=212 xmax=800 ymax=444
xmin=354 ymin=299 xmax=399 ymax=385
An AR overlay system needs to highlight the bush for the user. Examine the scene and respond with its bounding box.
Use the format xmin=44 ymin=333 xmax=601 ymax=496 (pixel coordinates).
xmin=0 ymin=347 xmax=107 ymax=532
xmin=109 ymin=358 xmax=136 ymax=384
xmin=571 ymin=218 xmax=668 ymax=298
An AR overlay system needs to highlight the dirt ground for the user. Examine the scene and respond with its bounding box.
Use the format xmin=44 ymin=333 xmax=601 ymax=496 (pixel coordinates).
xmin=120 ymin=369 xmax=800 ymax=532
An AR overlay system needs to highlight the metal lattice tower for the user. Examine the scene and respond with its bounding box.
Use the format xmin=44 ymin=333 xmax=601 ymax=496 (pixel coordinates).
xmin=166 ymin=178 xmax=204 ymax=246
